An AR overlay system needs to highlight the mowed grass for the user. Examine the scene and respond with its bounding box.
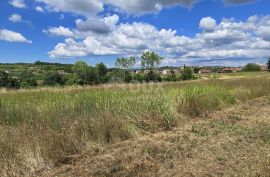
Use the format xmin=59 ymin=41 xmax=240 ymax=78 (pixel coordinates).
xmin=0 ymin=74 xmax=270 ymax=176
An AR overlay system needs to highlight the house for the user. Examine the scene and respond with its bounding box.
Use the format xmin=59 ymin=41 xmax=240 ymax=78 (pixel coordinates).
xmin=162 ymin=70 xmax=172 ymax=75
xmin=57 ymin=70 xmax=66 ymax=75
xmin=198 ymin=69 xmax=212 ymax=74
xmin=29 ymin=67 xmax=36 ymax=70
xmin=173 ymin=69 xmax=180 ymax=75
xmin=260 ymin=64 xmax=268 ymax=71
xmin=144 ymin=70 xmax=151 ymax=74
xmin=223 ymin=67 xmax=241 ymax=73
xmin=135 ymin=70 xmax=142 ymax=74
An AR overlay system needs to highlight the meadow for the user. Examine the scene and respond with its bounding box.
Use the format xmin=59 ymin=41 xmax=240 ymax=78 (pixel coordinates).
xmin=0 ymin=73 xmax=270 ymax=176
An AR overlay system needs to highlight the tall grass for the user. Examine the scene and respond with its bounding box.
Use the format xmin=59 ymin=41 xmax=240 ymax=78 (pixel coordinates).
xmin=176 ymin=86 xmax=235 ymax=117
xmin=0 ymin=76 xmax=270 ymax=176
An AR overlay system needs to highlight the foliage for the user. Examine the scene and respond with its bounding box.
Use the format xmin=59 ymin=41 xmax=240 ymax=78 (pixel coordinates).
xmin=164 ymin=73 xmax=177 ymax=82
xmin=115 ymin=57 xmax=136 ymax=69
xmin=180 ymin=67 xmax=194 ymax=80
xmin=141 ymin=52 xmax=163 ymax=70
xmin=0 ymin=72 xmax=20 ymax=89
xmin=44 ymin=72 xmax=67 ymax=86
xmin=96 ymin=63 xmax=108 ymax=83
xmin=242 ymin=63 xmax=261 ymax=72
xmin=1 ymin=77 xmax=270 ymax=176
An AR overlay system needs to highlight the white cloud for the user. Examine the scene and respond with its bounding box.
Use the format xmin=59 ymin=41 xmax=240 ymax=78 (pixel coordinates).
xmin=33 ymin=0 xmax=198 ymax=17
xmin=35 ymin=6 xmax=45 ymax=13
xmin=0 ymin=29 xmax=31 ymax=43
xmin=32 ymin=0 xmax=259 ymax=18
xmin=43 ymin=26 xmax=74 ymax=37
xmin=75 ymin=14 xmax=119 ymax=34
xmin=9 ymin=14 xmax=22 ymax=23
xmin=9 ymin=0 xmax=26 ymax=8
xmin=104 ymin=0 xmax=198 ymax=15
xmin=34 ymin=0 xmax=104 ymax=17
xmin=257 ymin=26 xmax=270 ymax=41
xmin=47 ymin=15 xmax=270 ymax=65
xmin=199 ymin=17 xmax=217 ymax=31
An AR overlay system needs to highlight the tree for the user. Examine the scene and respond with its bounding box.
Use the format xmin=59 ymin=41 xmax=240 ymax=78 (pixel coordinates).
xmin=115 ymin=57 xmax=136 ymax=82
xmin=141 ymin=52 xmax=163 ymax=70
xmin=180 ymin=67 xmax=194 ymax=80
xmin=96 ymin=63 xmax=108 ymax=83
xmin=87 ymin=67 xmax=98 ymax=85
xmin=115 ymin=57 xmax=136 ymax=70
xmin=267 ymin=58 xmax=270 ymax=72
xmin=72 ymin=61 xmax=91 ymax=84
xmin=141 ymin=52 xmax=163 ymax=81
xmin=242 ymin=63 xmax=261 ymax=72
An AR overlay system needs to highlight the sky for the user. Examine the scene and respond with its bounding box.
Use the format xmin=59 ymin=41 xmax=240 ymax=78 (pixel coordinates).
xmin=0 ymin=0 xmax=270 ymax=67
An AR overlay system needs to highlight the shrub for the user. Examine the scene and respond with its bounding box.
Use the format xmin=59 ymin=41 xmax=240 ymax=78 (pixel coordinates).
xmin=180 ymin=67 xmax=194 ymax=80
xmin=0 ymin=72 xmax=21 ymax=89
xmin=44 ymin=72 xmax=67 ymax=86
xmin=242 ymin=63 xmax=261 ymax=72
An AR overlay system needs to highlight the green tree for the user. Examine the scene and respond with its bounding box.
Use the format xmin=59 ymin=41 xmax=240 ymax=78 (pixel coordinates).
xmin=115 ymin=57 xmax=136 ymax=70
xmin=96 ymin=63 xmax=108 ymax=83
xmin=141 ymin=52 xmax=163 ymax=81
xmin=115 ymin=57 xmax=136 ymax=82
xmin=141 ymin=52 xmax=163 ymax=70
xmin=180 ymin=67 xmax=194 ymax=80
xmin=242 ymin=63 xmax=261 ymax=72
xmin=267 ymin=58 xmax=270 ymax=72
xmin=87 ymin=67 xmax=98 ymax=85
xmin=72 ymin=61 xmax=91 ymax=84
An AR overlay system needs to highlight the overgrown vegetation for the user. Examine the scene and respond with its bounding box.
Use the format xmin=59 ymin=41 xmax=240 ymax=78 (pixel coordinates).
xmin=0 ymin=75 xmax=270 ymax=176
xmin=242 ymin=63 xmax=261 ymax=72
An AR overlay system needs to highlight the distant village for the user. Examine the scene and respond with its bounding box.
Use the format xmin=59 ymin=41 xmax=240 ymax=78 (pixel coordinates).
xmin=131 ymin=64 xmax=269 ymax=76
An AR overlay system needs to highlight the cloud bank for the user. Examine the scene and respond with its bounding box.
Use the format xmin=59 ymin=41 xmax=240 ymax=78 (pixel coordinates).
xmin=46 ymin=15 xmax=270 ymax=65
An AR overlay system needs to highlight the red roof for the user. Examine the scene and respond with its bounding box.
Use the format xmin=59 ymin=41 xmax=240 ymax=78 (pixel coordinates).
xmin=223 ymin=67 xmax=241 ymax=71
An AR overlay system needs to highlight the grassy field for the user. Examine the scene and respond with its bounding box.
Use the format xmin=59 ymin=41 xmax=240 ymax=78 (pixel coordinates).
xmin=0 ymin=73 xmax=270 ymax=176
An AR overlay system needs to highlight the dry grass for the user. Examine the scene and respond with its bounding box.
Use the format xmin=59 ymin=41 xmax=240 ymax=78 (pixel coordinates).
xmin=39 ymin=96 xmax=270 ymax=177
xmin=0 ymin=74 xmax=270 ymax=176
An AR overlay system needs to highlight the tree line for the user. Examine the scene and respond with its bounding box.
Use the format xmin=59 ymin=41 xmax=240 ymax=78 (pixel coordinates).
xmin=0 ymin=53 xmax=269 ymax=89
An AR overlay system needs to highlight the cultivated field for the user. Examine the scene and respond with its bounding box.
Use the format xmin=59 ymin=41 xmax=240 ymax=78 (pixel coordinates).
xmin=0 ymin=73 xmax=270 ymax=177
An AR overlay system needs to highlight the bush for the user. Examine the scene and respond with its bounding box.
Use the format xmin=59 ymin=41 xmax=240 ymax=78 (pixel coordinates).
xmin=180 ymin=67 xmax=194 ymax=80
xmin=0 ymin=72 xmax=21 ymax=89
xmin=44 ymin=72 xmax=67 ymax=86
xmin=132 ymin=74 xmax=144 ymax=83
xmin=164 ymin=74 xmax=177 ymax=82
xmin=242 ymin=63 xmax=261 ymax=72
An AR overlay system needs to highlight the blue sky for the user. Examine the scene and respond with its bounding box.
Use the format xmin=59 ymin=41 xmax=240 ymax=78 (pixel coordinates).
xmin=0 ymin=0 xmax=270 ymax=67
